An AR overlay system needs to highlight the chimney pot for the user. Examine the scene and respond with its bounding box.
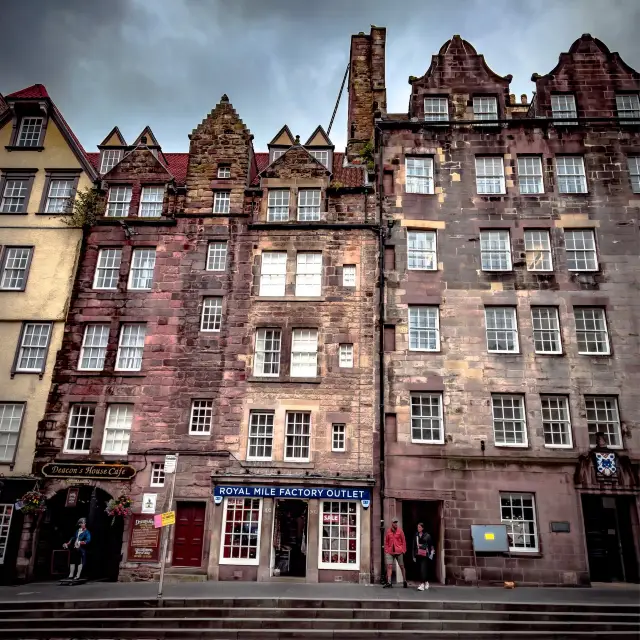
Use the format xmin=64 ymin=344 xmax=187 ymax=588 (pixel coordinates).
xmin=520 ymin=93 xmax=527 ymax=104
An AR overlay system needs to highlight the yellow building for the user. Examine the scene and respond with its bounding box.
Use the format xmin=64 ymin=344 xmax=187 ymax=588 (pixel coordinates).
xmin=0 ymin=84 xmax=96 ymax=582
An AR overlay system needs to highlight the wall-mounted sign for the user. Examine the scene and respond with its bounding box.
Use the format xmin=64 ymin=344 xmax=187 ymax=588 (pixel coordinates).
xmin=154 ymin=511 xmax=175 ymax=528
xmin=164 ymin=454 xmax=177 ymax=474
xmin=213 ymin=485 xmax=371 ymax=502
xmin=550 ymin=521 xmax=571 ymax=533
xmin=65 ymin=487 xmax=79 ymax=508
xmin=127 ymin=514 xmax=160 ymax=562
xmin=470 ymin=525 xmax=509 ymax=553
xmin=41 ymin=462 xmax=136 ymax=480
xmin=141 ymin=493 xmax=157 ymax=514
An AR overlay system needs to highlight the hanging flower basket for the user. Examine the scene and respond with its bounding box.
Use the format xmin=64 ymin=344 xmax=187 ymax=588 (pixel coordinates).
xmin=105 ymin=494 xmax=133 ymax=518
xmin=18 ymin=490 xmax=46 ymax=514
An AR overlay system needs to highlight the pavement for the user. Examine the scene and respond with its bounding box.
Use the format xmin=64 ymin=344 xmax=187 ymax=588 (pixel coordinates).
xmin=0 ymin=579 xmax=638 ymax=605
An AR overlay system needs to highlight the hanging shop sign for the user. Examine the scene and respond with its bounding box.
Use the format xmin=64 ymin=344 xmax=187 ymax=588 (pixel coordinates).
xmin=65 ymin=487 xmax=80 ymax=508
xmin=127 ymin=514 xmax=161 ymax=562
xmin=213 ymin=485 xmax=371 ymax=507
xmin=41 ymin=462 xmax=137 ymax=480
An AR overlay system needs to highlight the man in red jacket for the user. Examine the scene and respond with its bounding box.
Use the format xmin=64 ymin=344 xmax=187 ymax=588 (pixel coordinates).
xmin=383 ymin=518 xmax=407 ymax=588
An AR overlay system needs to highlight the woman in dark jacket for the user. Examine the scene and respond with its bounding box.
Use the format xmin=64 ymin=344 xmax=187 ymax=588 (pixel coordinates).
xmin=412 ymin=522 xmax=434 ymax=591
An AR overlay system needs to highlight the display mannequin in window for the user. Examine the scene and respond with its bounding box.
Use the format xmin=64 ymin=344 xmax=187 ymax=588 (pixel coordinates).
xmin=63 ymin=517 xmax=91 ymax=581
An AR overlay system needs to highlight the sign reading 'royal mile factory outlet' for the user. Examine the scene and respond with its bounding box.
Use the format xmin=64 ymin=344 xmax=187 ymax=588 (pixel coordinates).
xmin=213 ymin=485 xmax=371 ymax=507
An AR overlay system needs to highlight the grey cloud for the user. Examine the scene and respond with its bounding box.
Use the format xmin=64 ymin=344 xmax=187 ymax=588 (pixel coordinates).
xmin=1 ymin=0 xmax=638 ymax=152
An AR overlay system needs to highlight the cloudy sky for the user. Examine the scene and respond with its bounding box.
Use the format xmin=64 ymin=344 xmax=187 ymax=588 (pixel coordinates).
xmin=2 ymin=0 xmax=638 ymax=152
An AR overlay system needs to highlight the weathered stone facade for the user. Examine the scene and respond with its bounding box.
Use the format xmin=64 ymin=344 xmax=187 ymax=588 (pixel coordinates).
xmin=376 ymin=33 xmax=640 ymax=585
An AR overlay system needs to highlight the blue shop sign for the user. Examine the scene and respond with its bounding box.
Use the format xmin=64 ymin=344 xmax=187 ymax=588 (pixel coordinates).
xmin=213 ymin=485 xmax=371 ymax=508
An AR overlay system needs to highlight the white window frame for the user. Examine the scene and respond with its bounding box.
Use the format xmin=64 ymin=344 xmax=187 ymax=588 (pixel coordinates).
xmin=531 ymin=307 xmax=562 ymax=355
xmin=331 ymin=424 xmax=346 ymax=452
xmin=127 ymin=248 xmax=156 ymax=290
xmin=564 ymin=229 xmax=598 ymax=271
xmin=100 ymin=149 xmax=123 ymax=174
xmin=556 ymin=157 xmax=587 ymax=194
xmin=16 ymin=322 xmax=52 ymax=372
xmin=284 ymin=411 xmax=311 ymax=461
xmin=297 ymin=189 xmax=321 ymax=221
xmin=492 ymin=395 xmax=528 ymax=447
xmin=0 ymin=403 xmax=25 ymax=464
xmin=101 ymin=404 xmax=133 ymax=455
xmin=480 ymin=230 xmax=512 ymax=271
xmin=541 ymin=396 xmax=573 ymax=448
xmin=189 ymin=400 xmax=213 ymax=435
xmin=473 ymin=96 xmax=498 ymax=121
xmin=475 ymin=157 xmax=505 ymax=195
xmin=267 ymin=190 xmax=290 ymax=221
xmin=63 ymin=404 xmax=95 ymax=454
xmin=138 ymin=186 xmax=164 ymax=218
xmin=309 ymin=149 xmax=330 ymax=168
xmin=247 ymin=411 xmax=275 ymax=461
xmin=517 ymin=157 xmax=544 ymax=195
xmin=150 ymin=462 xmax=165 ymax=487
xmin=219 ymin=497 xmax=262 ymax=565
xmin=407 ymin=230 xmax=437 ymax=270
xmin=616 ymin=94 xmax=640 ymax=123
xmin=0 ymin=247 xmax=32 ymax=290
xmin=213 ymin=191 xmax=231 ymax=214
xmin=259 ymin=252 xmax=287 ymax=296
xmin=93 ymin=248 xmax=122 ymax=290
xmin=295 ymin=252 xmax=322 ymax=296
xmin=200 ymin=297 xmax=223 ymax=332
xmin=628 ymin=157 xmax=640 ymax=193
xmin=115 ymin=324 xmax=146 ymax=371
xmin=206 ymin=242 xmax=227 ymax=272
xmin=574 ymin=308 xmax=610 ymax=355
xmin=17 ymin=117 xmax=43 ymax=147
xmin=405 ymin=157 xmax=434 ymax=194
xmin=318 ymin=501 xmax=360 ymax=570
xmin=79 ymin=324 xmax=110 ymax=371
xmin=524 ymin=230 xmax=552 ymax=271
xmin=408 ymin=306 xmax=440 ymax=352
xmin=342 ymin=265 xmax=356 ymax=287
xmin=585 ymin=396 xmax=622 ymax=449
xmin=500 ymin=493 xmax=539 ymax=552
xmin=485 ymin=307 xmax=519 ymax=353
xmin=272 ymin=149 xmax=285 ymax=162
xmin=217 ymin=165 xmax=231 ymax=179
xmin=551 ymin=94 xmax=578 ymax=124
xmin=0 ymin=178 xmax=29 ymax=213
xmin=0 ymin=505 xmax=14 ymax=564
xmin=44 ymin=178 xmax=74 ymax=214
xmin=291 ymin=329 xmax=318 ymax=378
xmin=253 ymin=328 xmax=281 ymax=377
xmin=339 ymin=344 xmax=354 ymax=368
xmin=410 ymin=393 xmax=444 ymax=444
xmin=423 ymin=97 xmax=449 ymax=122
xmin=105 ymin=186 xmax=132 ymax=217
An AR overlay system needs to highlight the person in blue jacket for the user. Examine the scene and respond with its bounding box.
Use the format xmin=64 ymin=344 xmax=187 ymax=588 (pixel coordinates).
xmin=62 ymin=517 xmax=91 ymax=580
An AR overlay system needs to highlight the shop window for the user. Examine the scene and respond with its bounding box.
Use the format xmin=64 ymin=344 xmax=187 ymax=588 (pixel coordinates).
xmin=319 ymin=501 xmax=359 ymax=569
xmin=220 ymin=497 xmax=261 ymax=565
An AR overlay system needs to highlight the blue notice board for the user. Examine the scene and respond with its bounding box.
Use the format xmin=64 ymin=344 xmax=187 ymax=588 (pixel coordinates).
xmin=470 ymin=524 xmax=510 ymax=553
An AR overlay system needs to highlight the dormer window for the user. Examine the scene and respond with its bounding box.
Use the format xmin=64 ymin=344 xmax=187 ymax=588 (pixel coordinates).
xmin=139 ymin=186 xmax=164 ymax=218
xmin=424 ymin=98 xmax=449 ymax=122
xmin=100 ymin=149 xmax=123 ymax=174
xmin=272 ymin=150 xmax=285 ymax=162
xmin=17 ymin=117 xmax=43 ymax=147
xmin=217 ymin=165 xmax=231 ymax=179
xmin=616 ymin=94 xmax=640 ymax=124
xmin=105 ymin=186 xmax=132 ymax=217
xmin=309 ymin=149 xmax=330 ymax=168
xmin=297 ymin=189 xmax=321 ymax=221
xmin=473 ymin=97 xmax=498 ymax=121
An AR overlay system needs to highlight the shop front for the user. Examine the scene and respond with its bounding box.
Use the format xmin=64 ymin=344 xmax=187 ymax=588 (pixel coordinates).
xmin=209 ymin=482 xmax=373 ymax=583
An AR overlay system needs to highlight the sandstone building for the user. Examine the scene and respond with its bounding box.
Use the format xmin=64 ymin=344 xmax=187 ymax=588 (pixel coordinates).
xmin=0 ymin=85 xmax=96 ymax=582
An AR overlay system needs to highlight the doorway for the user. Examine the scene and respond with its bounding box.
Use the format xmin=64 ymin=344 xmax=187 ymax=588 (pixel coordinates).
xmin=173 ymin=502 xmax=206 ymax=567
xmin=401 ymin=500 xmax=442 ymax=583
xmin=272 ymin=499 xmax=308 ymax=578
xmin=582 ymin=494 xmax=639 ymax=583
xmin=35 ymin=486 xmax=123 ymax=582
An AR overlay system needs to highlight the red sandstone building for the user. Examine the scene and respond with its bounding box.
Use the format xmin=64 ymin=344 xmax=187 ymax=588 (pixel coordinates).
xmin=363 ymin=30 xmax=640 ymax=585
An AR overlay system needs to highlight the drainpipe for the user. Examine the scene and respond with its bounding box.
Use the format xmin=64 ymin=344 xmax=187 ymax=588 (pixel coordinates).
xmin=375 ymin=123 xmax=386 ymax=583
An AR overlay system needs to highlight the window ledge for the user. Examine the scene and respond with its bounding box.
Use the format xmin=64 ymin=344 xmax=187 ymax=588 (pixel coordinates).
xmin=255 ymin=296 xmax=325 ymax=302
xmin=507 ymin=552 xmax=543 ymax=558
xmin=247 ymin=376 xmax=321 ymax=384
xmin=0 ymin=211 xmax=28 ymax=216
xmin=5 ymin=145 xmax=44 ymax=152
xmin=97 ymin=217 xmax=177 ymax=227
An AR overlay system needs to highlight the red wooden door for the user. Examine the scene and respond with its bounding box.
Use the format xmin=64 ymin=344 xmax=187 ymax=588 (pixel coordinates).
xmin=172 ymin=502 xmax=206 ymax=567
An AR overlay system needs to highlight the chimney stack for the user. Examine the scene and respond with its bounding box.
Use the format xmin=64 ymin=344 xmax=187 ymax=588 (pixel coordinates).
xmin=521 ymin=93 xmax=528 ymax=104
